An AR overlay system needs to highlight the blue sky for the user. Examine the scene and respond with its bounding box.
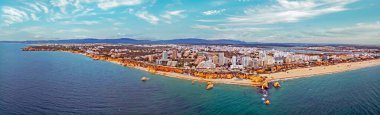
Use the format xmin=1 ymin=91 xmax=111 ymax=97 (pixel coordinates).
xmin=0 ymin=0 xmax=379 ymax=44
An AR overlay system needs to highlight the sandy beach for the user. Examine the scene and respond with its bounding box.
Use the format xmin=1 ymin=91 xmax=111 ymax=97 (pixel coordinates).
xmin=106 ymin=57 xmax=380 ymax=87
xmin=38 ymin=51 xmax=380 ymax=87
xmin=265 ymin=58 xmax=380 ymax=81
xmin=107 ymin=60 xmax=254 ymax=86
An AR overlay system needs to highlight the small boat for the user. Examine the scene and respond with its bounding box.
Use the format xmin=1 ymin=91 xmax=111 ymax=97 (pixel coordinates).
xmin=273 ymin=81 xmax=281 ymax=88
xmin=141 ymin=77 xmax=149 ymax=81
xmin=264 ymin=100 xmax=270 ymax=105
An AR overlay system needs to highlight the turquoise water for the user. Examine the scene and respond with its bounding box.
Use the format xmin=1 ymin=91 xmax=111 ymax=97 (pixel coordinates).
xmin=1 ymin=43 xmax=380 ymax=114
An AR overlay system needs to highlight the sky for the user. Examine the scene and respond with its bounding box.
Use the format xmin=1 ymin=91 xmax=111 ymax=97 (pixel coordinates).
xmin=0 ymin=0 xmax=380 ymax=44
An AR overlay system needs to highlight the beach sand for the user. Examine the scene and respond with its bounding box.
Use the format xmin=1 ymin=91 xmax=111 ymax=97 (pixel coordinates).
xmin=108 ymin=61 xmax=254 ymax=86
xmin=86 ymin=52 xmax=380 ymax=87
xmin=108 ymin=58 xmax=380 ymax=87
xmin=264 ymin=58 xmax=380 ymax=81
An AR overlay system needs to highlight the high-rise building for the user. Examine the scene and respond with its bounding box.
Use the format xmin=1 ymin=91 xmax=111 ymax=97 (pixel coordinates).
xmin=171 ymin=49 xmax=178 ymax=60
xmin=242 ymin=56 xmax=251 ymax=67
xmin=183 ymin=50 xmax=190 ymax=57
xmin=212 ymin=55 xmax=219 ymax=65
xmin=195 ymin=55 xmax=206 ymax=64
xmin=162 ymin=51 xmax=168 ymax=60
xmin=218 ymin=53 xmax=225 ymax=66
xmin=148 ymin=55 xmax=154 ymax=62
xmin=196 ymin=60 xmax=216 ymax=69
xmin=259 ymin=51 xmax=266 ymax=59
xmin=232 ymin=56 xmax=237 ymax=66
xmin=230 ymin=56 xmax=244 ymax=69
xmin=264 ymin=55 xmax=275 ymax=65
xmin=252 ymin=58 xmax=260 ymax=68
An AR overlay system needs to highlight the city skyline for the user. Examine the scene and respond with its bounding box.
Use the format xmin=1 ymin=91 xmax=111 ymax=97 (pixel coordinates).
xmin=1 ymin=0 xmax=380 ymax=44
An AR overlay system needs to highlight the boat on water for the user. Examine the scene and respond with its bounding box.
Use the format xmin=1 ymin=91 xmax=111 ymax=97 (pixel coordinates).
xmin=141 ymin=77 xmax=149 ymax=81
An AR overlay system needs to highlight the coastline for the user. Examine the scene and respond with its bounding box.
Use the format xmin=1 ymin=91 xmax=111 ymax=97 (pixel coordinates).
xmin=106 ymin=59 xmax=254 ymax=86
xmin=85 ymin=52 xmax=380 ymax=86
xmin=50 ymin=51 xmax=380 ymax=87
xmin=54 ymin=51 xmax=257 ymax=86
xmin=265 ymin=58 xmax=380 ymax=81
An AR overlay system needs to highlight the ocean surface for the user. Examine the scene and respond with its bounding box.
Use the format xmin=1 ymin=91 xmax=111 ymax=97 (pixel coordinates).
xmin=1 ymin=43 xmax=380 ymax=114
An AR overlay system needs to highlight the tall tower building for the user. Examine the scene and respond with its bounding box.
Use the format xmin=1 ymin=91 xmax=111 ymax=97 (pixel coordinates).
xmin=212 ymin=55 xmax=219 ymax=65
xmin=218 ymin=53 xmax=225 ymax=66
xmin=232 ymin=56 xmax=237 ymax=66
xmin=162 ymin=51 xmax=168 ymax=60
xmin=148 ymin=55 xmax=154 ymax=62
xmin=242 ymin=56 xmax=251 ymax=67
xmin=171 ymin=49 xmax=178 ymax=60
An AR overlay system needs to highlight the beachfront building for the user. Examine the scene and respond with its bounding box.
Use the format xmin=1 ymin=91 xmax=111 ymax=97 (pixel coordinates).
xmin=148 ymin=55 xmax=154 ymax=62
xmin=274 ymin=57 xmax=284 ymax=65
xmin=232 ymin=56 xmax=237 ymax=66
xmin=171 ymin=49 xmax=178 ymax=60
xmin=252 ymin=58 xmax=260 ymax=68
xmin=218 ymin=52 xmax=225 ymax=66
xmin=230 ymin=56 xmax=244 ymax=69
xmin=212 ymin=55 xmax=219 ymax=65
xmin=167 ymin=61 xmax=178 ymax=67
xmin=196 ymin=60 xmax=216 ymax=69
xmin=264 ymin=55 xmax=275 ymax=66
xmin=242 ymin=56 xmax=251 ymax=67
xmin=157 ymin=51 xmax=170 ymax=65
xmin=162 ymin=51 xmax=168 ymax=60
xmin=195 ymin=55 xmax=206 ymax=64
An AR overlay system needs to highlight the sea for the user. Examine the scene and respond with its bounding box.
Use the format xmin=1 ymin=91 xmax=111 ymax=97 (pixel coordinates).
xmin=1 ymin=43 xmax=380 ymax=114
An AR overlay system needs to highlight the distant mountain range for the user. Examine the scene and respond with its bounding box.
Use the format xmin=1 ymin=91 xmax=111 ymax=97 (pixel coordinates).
xmin=1 ymin=38 xmax=249 ymax=45
xmin=1 ymin=38 xmax=379 ymax=48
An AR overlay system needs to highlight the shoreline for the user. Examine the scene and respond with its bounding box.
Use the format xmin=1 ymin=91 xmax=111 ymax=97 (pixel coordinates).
xmin=265 ymin=58 xmax=380 ymax=81
xmin=76 ymin=51 xmax=380 ymax=86
xmin=52 ymin=51 xmax=380 ymax=87
xmin=107 ymin=59 xmax=254 ymax=86
xmin=57 ymin=51 xmax=261 ymax=86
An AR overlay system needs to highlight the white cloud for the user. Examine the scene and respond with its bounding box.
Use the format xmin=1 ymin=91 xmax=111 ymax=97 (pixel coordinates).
xmin=315 ymin=21 xmax=380 ymax=43
xmin=327 ymin=22 xmax=380 ymax=33
xmin=50 ymin=0 xmax=69 ymax=14
xmin=113 ymin=22 xmax=124 ymax=26
xmin=196 ymin=19 xmax=223 ymax=22
xmin=192 ymin=24 xmax=266 ymax=32
xmin=202 ymin=9 xmax=226 ymax=15
xmin=50 ymin=0 xmax=69 ymax=7
xmin=30 ymin=14 xmax=39 ymax=21
xmin=55 ymin=28 xmax=90 ymax=33
xmin=2 ymin=6 xmax=29 ymax=25
xmin=251 ymin=21 xmax=380 ymax=44
xmin=211 ymin=1 xmax=226 ymax=6
xmin=238 ymin=0 xmax=251 ymax=2
xmin=225 ymin=0 xmax=357 ymax=26
xmin=36 ymin=3 xmax=49 ymax=13
xmin=135 ymin=11 xmax=159 ymax=24
xmin=97 ymin=0 xmax=144 ymax=10
xmin=27 ymin=4 xmax=42 ymax=13
xmin=161 ymin=10 xmax=185 ymax=19
xmin=62 ymin=20 xmax=99 ymax=25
